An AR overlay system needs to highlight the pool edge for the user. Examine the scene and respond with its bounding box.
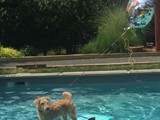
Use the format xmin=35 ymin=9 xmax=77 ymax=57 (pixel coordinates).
xmin=0 ymin=69 xmax=160 ymax=78
xmin=1 ymin=69 xmax=160 ymax=87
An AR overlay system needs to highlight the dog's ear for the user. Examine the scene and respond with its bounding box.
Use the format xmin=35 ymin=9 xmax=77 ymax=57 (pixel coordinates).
xmin=34 ymin=98 xmax=40 ymax=106
xmin=45 ymin=97 xmax=51 ymax=102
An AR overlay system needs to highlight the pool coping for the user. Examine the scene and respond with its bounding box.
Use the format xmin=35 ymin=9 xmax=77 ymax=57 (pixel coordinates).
xmin=1 ymin=69 xmax=160 ymax=78
xmin=1 ymin=69 xmax=160 ymax=87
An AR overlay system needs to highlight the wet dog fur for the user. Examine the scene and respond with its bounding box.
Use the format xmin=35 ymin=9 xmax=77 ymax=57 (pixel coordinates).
xmin=34 ymin=92 xmax=77 ymax=120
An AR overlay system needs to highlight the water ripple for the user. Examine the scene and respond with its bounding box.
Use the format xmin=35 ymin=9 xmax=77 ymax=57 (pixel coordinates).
xmin=20 ymin=91 xmax=48 ymax=95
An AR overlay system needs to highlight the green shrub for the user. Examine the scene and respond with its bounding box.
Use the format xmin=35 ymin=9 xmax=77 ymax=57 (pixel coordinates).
xmin=20 ymin=45 xmax=40 ymax=56
xmin=0 ymin=45 xmax=23 ymax=58
xmin=80 ymin=39 xmax=98 ymax=53
xmin=128 ymin=29 xmax=143 ymax=46
xmin=81 ymin=6 xmax=140 ymax=54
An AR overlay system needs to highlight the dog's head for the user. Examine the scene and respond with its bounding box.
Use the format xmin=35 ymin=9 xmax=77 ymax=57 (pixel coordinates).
xmin=34 ymin=97 xmax=51 ymax=113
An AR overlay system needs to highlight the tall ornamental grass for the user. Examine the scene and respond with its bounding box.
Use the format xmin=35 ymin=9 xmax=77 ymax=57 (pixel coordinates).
xmin=81 ymin=7 xmax=139 ymax=54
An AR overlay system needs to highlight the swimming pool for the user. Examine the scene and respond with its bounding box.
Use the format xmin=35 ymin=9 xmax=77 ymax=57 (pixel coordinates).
xmin=0 ymin=70 xmax=160 ymax=120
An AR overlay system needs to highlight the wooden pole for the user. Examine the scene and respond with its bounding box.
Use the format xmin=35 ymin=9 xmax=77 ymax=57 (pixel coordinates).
xmin=155 ymin=0 xmax=160 ymax=51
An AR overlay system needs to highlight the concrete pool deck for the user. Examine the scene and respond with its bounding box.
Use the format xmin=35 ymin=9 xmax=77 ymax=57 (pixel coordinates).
xmin=0 ymin=52 xmax=160 ymax=68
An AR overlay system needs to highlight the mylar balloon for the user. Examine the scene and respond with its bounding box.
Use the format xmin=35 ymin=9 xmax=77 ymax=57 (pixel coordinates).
xmin=126 ymin=0 xmax=154 ymax=28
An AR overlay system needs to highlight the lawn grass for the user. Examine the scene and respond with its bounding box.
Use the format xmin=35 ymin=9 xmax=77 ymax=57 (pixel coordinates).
xmin=1 ymin=63 xmax=160 ymax=74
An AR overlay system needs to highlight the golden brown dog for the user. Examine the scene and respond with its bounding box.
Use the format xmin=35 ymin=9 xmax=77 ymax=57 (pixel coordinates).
xmin=34 ymin=92 xmax=77 ymax=120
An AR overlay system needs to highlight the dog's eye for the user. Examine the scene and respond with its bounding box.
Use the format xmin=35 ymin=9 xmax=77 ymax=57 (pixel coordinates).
xmin=40 ymin=103 xmax=44 ymax=105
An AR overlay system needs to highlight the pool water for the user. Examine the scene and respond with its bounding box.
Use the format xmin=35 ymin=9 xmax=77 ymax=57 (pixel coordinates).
xmin=0 ymin=81 xmax=160 ymax=120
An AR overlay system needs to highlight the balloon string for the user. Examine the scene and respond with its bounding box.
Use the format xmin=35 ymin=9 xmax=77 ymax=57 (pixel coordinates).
xmin=121 ymin=30 xmax=135 ymax=71
xmin=67 ymin=71 xmax=85 ymax=88
xmin=67 ymin=25 xmax=134 ymax=88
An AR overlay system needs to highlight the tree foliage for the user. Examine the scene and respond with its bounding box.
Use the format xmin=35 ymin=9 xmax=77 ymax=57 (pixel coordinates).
xmin=0 ymin=0 xmax=108 ymax=54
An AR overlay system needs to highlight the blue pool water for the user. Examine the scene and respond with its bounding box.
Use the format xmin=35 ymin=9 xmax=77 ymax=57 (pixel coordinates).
xmin=0 ymin=81 xmax=160 ymax=120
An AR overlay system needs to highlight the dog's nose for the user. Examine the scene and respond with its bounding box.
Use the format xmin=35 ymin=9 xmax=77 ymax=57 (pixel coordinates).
xmin=46 ymin=107 xmax=50 ymax=111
